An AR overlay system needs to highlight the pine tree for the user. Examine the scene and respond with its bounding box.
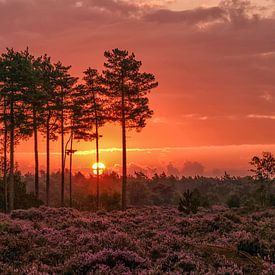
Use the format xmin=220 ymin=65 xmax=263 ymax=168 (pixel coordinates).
xmin=66 ymin=69 xmax=105 ymax=208
xmin=38 ymin=55 xmax=59 ymax=206
xmin=21 ymin=50 xmax=49 ymax=200
xmin=102 ymin=49 xmax=158 ymax=209
xmin=83 ymin=68 xmax=107 ymax=209
xmin=54 ymin=62 xmax=77 ymax=207
xmin=0 ymin=48 xmax=33 ymax=211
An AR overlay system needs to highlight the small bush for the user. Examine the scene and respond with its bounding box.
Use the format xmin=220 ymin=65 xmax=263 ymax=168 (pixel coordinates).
xmin=237 ymin=238 xmax=268 ymax=257
xmin=178 ymin=189 xmax=200 ymax=214
xmin=226 ymin=194 xmax=240 ymax=208
xmin=101 ymin=192 xmax=121 ymax=211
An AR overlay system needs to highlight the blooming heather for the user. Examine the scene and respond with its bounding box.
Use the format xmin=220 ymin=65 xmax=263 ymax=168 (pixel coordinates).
xmin=0 ymin=206 xmax=274 ymax=273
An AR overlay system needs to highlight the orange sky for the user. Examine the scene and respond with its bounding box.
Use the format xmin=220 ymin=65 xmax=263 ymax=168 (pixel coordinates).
xmin=1 ymin=0 xmax=275 ymax=176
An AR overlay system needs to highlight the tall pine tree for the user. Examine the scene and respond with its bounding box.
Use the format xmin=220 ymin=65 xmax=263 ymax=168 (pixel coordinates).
xmin=0 ymin=48 xmax=33 ymax=211
xmin=54 ymin=62 xmax=77 ymax=206
xmin=22 ymin=50 xmax=48 ymax=200
xmin=102 ymin=49 xmax=158 ymax=209
xmin=38 ymin=55 xmax=59 ymax=206
xmin=83 ymin=68 xmax=107 ymax=209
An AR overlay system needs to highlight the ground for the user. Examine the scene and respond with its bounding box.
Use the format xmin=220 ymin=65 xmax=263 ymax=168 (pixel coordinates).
xmin=0 ymin=206 xmax=274 ymax=274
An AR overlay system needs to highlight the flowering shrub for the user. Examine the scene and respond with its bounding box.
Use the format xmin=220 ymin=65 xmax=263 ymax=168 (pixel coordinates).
xmin=0 ymin=206 xmax=273 ymax=273
xmin=64 ymin=249 xmax=148 ymax=273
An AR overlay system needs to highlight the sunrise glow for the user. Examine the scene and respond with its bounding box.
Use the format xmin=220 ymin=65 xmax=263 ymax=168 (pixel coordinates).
xmin=1 ymin=1 xmax=275 ymax=273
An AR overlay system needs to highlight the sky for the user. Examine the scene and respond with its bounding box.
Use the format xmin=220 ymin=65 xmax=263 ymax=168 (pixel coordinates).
xmin=1 ymin=0 xmax=275 ymax=176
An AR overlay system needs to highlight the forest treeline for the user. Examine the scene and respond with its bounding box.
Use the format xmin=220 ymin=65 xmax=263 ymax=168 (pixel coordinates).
xmin=0 ymin=48 xmax=158 ymax=212
xmin=0 ymin=167 xmax=274 ymax=212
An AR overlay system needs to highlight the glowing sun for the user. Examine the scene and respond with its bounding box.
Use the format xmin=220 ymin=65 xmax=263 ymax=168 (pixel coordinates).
xmin=92 ymin=162 xmax=106 ymax=175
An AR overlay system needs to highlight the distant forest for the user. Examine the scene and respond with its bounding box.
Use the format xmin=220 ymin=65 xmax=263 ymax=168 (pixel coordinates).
xmin=0 ymin=162 xmax=275 ymax=213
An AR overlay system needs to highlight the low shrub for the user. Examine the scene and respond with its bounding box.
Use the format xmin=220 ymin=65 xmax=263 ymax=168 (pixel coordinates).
xmin=226 ymin=194 xmax=240 ymax=208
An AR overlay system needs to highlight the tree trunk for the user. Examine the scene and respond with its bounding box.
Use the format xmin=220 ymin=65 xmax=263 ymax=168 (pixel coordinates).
xmin=33 ymin=108 xmax=39 ymax=199
xmin=121 ymin=86 xmax=127 ymax=210
xmin=69 ymin=132 xmax=73 ymax=208
xmin=95 ymin=118 xmax=100 ymax=210
xmin=46 ymin=114 xmax=50 ymax=206
xmin=3 ymin=97 xmax=8 ymax=213
xmin=9 ymin=100 xmax=15 ymax=212
xmin=61 ymin=97 xmax=65 ymax=207
xmin=92 ymin=90 xmax=100 ymax=210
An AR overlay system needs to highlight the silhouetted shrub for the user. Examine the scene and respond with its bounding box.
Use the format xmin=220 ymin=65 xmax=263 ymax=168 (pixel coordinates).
xmin=237 ymin=238 xmax=268 ymax=257
xmin=178 ymin=189 xmax=199 ymax=214
xmin=0 ymin=172 xmax=43 ymax=212
xmin=226 ymin=194 xmax=240 ymax=208
xmin=243 ymin=197 xmax=259 ymax=212
xmin=270 ymin=193 xmax=275 ymax=206
xmin=101 ymin=192 xmax=121 ymax=211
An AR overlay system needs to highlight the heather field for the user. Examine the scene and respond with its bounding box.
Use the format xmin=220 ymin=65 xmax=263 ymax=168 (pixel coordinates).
xmin=0 ymin=206 xmax=274 ymax=274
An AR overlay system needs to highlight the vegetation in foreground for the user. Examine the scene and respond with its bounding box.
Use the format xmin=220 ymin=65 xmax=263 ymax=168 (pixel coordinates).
xmin=0 ymin=152 xmax=274 ymax=274
xmin=0 ymin=206 xmax=274 ymax=274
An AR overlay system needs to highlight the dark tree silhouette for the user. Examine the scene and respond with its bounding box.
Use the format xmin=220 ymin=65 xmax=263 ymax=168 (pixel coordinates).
xmin=250 ymin=152 xmax=275 ymax=181
xmin=22 ymin=51 xmax=49 ymax=200
xmin=38 ymin=55 xmax=59 ymax=206
xmin=0 ymin=93 xmax=9 ymax=212
xmin=54 ymin=62 xmax=77 ymax=206
xmin=0 ymin=48 xmax=33 ymax=211
xmin=83 ymin=68 xmax=107 ymax=209
xmin=64 ymin=83 xmax=92 ymax=207
xmin=68 ymin=68 xmax=106 ymax=209
xmin=102 ymin=49 xmax=158 ymax=209
xmin=250 ymin=152 xmax=275 ymax=206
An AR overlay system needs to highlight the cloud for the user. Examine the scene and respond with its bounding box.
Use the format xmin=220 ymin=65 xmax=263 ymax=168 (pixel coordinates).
xmin=144 ymin=7 xmax=226 ymax=24
xmin=247 ymin=114 xmax=275 ymax=120
xmin=0 ymin=0 xmax=144 ymax=37
xmin=181 ymin=114 xmax=209 ymax=121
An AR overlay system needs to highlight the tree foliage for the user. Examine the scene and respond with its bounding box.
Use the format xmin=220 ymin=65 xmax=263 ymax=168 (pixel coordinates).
xmin=250 ymin=152 xmax=275 ymax=182
xmin=102 ymin=49 xmax=158 ymax=209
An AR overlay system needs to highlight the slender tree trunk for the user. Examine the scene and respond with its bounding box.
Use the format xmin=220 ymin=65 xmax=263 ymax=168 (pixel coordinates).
xmin=121 ymin=86 xmax=127 ymax=210
xmin=46 ymin=113 xmax=50 ymax=206
xmin=95 ymin=119 xmax=100 ymax=210
xmin=9 ymin=100 xmax=14 ymax=212
xmin=3 ymin=97 xmax=8 ymax=213
xmin=69 ymin=132 xmax=73 ymax=208
xmin=61 ymin=97 xmax=65 ymax=207
xmin=92 ymin=91 xmax=100 ymax=210
xmin=33 ymin=108 xmax=39 ymax=199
